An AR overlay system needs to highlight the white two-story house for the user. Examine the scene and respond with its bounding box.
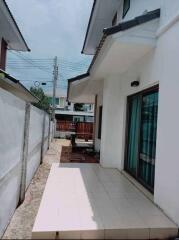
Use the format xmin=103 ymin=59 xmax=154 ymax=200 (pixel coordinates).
xmin=68 ymin=0 xmax=179 ymax=227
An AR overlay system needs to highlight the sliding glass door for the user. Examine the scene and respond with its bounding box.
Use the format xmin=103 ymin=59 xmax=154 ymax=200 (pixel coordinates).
xmin=125 ymin=86 xmax=158 ymax=192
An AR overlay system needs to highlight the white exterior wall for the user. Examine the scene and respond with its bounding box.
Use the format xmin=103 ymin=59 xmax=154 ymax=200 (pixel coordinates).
xmin=100 ymin=48 xmax=157 ymax=168
xmin=99 ymin=15 xmax=179 ymax=225
xmin=0 ymin=88 xmax=52 ymax=237
xmin=94 ymin=89 xmax=103 ymax=152
xmin=119 ymin=0 xmax=179 ymax=27
xmin=154 ymin=20 xmax=179 ymax=226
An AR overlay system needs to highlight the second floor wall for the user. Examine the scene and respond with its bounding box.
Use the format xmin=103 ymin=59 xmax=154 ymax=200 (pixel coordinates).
xmin=117 ymin=0 xmax=179 ymax=28
xmin=84 ymin=0 xmax=179 ymax=55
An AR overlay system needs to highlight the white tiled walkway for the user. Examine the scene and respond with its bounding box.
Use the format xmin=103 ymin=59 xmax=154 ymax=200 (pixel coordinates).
xmin=32 ymin=163 xmax=178 ymax=239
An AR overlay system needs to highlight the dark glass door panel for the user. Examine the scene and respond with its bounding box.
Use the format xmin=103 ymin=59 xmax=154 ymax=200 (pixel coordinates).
xmin=126 ymin=95 xmax=141 ymax=176
xmin=139 ymin=92 xmax=158 ymax=190
xmin=125 ymin=87 xmax=158 ymax=192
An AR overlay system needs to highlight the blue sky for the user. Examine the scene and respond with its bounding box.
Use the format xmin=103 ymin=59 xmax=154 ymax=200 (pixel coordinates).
xmin=6 ymin=0 xmax=93 ymax=94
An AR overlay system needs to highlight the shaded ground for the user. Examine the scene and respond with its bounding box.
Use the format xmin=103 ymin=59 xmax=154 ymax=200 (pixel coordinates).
xmin=61 ymin=145 xmax=99 ymax=163
xmin=3 ymin=139 xmax=69 ymax=239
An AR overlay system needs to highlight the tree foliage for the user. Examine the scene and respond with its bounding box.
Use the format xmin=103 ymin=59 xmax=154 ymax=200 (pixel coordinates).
xmin=30 ymin=87 xmax=51 ymax=113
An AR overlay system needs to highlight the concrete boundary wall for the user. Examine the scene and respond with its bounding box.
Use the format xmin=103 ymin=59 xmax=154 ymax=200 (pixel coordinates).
xmin=0 ymin=88 xmax=53 ymax=237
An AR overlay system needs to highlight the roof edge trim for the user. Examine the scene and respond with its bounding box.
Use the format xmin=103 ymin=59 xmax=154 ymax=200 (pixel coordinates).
xmin=103 ymin=8 xmax=160 ymax=35
xmin=81 ymin=0 xmax=97 ymax=54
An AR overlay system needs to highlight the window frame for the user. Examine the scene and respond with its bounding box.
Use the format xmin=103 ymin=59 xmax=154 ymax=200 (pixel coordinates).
xmin=112 ymin=12 xmax=118 ymax=26
xmin=98 ymin=106 xmax=103 ymax=139
xmin=0 ymin=38 xmax=7 ymax=70
xmin=122 ymin=0 xmax=130 ymax=19
xmin=124 ymin=85 xmax=159 ymax=193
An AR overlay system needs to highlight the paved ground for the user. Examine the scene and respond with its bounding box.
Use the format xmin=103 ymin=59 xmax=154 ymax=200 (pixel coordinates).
xmin=32 ymin=163 xmax=177 ymax=239
xmin=3 ymin=139 xmax=69 ymax=239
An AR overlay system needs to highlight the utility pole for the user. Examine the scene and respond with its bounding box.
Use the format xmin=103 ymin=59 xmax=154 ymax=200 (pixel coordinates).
xmin=52 ymin=56 xmax=58 ymax=122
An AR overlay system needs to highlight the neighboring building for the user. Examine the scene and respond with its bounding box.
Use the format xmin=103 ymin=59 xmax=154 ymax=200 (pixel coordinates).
xmin=0 ymin=0 xmax=36 ymax=102
xmin=0 ymin=0 xmax=30 ymax=70
xmin=68 ymin=0 xmax=179 ymax=227
xmin=46 ymin=90 xmax=94 ymax=122
xmin=46 ymin=90 xmax=94 ymax=138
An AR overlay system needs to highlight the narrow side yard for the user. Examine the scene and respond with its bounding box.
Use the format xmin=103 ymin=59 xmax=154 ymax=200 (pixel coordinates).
xmin=3 ymin=139 xmax=69 ymax=239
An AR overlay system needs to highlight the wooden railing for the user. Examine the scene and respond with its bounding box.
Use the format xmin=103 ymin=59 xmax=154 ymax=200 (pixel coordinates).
xmin=56 ymin=121 xmax=76 ymax=132
xmin=76 ymin=122 xmax=93 ymax=140
xmin=56 ymin=121 xmax=93 ymax=140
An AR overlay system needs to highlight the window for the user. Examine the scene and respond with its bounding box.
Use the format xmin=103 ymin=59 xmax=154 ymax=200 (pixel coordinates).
xmin=98 ymin=106 xmax=103 ymax=139
xmin=59 ymin=97 xmax=65 ymax=107
xmin=112 ymin=12 xmax=117 ymax=26
xmin=123 ymin=0 xmax=130 ymax=18
xmin=48 ymin=97 xmax=59 ymax=105
xmin=55 ymin=98 xmax=59 ymax=105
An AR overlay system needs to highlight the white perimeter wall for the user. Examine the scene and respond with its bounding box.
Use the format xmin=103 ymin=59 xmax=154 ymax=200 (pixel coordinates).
xmin=99 ymin=18 xmax=179 ymax=225
xmin=0 ymin=88 xmax=52 ymax=237
xmin=0 ymin=88 xmax=25 ymax=238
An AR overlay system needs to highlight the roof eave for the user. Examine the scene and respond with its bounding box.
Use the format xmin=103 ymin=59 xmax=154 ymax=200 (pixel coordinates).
xmin=0 ymin=69 xmax=38 ymax=103
xmin=103 ymin=8 xmax=160 ymax=35
xmin=69 ymin=9 xmax=161 ymax=101
xmin=88 ymin=8 xmax=161 ymax=73
xmin=81 ymin=0 xmax=97 ymax=54
xmin=67 ymin=73 xmax=90 ymax=101
xmin=2 ymin=0 xmax=30 ymax=52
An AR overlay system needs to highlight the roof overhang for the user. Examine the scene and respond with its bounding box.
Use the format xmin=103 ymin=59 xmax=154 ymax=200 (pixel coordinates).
xmin=91 ymin=19 xmax=159 ymax=79
xmin=0 ymin=70 xmax=38 ymax=103
xmin=0 ymin=0 xmax=30 ymax=51
xmin=68 ymin=74 xmax=95 ymax=103
xmin=82 ymin=0 xmax=122 ymax=55
xmin=69 ymin=9 xmax=160 ymax=103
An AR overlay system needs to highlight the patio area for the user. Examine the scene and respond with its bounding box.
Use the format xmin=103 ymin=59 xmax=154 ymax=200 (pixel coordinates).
xmin=32 ymin=163 xmax=178 ymax=239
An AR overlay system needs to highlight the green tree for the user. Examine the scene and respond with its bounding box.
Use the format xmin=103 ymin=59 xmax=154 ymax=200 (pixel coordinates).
xmin=30 ymin=87 xmax=51 ymax=113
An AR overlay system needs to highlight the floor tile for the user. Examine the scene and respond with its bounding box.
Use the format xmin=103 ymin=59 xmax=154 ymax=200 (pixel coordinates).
xmin=32 ymin=231 xmax=56 ymax=239
xmin=149 ymin=228 xmax=178 ymax=239
xmin=105 ymin=229 xmax=128 ymax=239
xmin=59 ymin=230 xmax=81 ymax=239
xmin=32 ymin=163 xmax=178 ymax=240
xmin=127 ymin=228 xmax=149 ymax=239
xmin=81 ymin=230 xmax=104 ymax=239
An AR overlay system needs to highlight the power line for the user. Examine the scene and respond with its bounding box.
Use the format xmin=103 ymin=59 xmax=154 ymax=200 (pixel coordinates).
xmin=7 ymin=52 xmax=90 ymax=92
xmin=8 ymin=51 xmax=53 ymax=74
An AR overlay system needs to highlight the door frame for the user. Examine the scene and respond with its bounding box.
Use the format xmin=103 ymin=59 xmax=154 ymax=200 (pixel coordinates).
xmin=124 ymin=84 xmax=159 ymax=193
